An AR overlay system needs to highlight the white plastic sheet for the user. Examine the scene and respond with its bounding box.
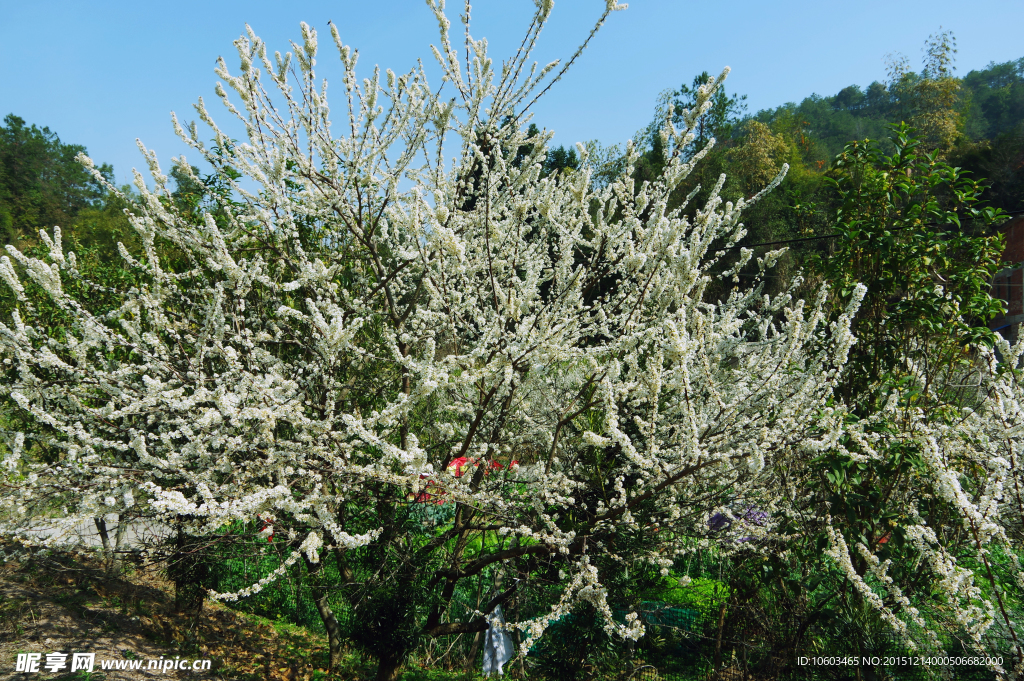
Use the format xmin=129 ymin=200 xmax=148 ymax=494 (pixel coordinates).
xmin=482 ymin=604 xmax=514 ymax=676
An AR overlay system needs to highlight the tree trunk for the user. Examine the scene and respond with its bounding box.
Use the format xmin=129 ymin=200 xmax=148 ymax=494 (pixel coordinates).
xmin=465 ymin=570 xmax=488 ymax=672
xmin=303 ymin=556 xmax=344 ymax=671
xmin=466 ymin=630 xmax=484 ymax=673
xmin=374 ymin=651 xmax=403 ymax=681
xmin=169 ymin=521 xmax=208 ymax=614
xmin=714 ymin=602 xmax=728 ymax=673
xmin=112 ymin=514 xmax=128 ymax=573
xmin=94 ymin=517 xmax=112 ymax=569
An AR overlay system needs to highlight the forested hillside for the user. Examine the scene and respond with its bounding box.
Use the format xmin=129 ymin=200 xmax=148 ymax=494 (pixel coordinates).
xmin=570 ymin=32 xmax=1024 ymax=295
xmin=0 ymin=114 xmax=132 ymax=255
xmin=748 ymin=45 xmax=1024 ymax=213
xmin=752 ymin=56 xmax=1024 ymax=166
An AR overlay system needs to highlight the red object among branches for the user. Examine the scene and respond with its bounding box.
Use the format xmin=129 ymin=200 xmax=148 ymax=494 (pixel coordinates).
xmin=258 ymin=516 xmax=274 ymax=542
xmin=411 ymin=458 xmax=518 ymax=504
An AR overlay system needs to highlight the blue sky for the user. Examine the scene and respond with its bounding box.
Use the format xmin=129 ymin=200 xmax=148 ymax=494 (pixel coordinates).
xmin=2 ymin=0 xmax=1022 ymax=185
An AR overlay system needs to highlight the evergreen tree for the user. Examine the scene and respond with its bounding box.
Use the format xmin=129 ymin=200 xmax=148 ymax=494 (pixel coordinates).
xmin=0 ymin=114 xmax=112 ymax=246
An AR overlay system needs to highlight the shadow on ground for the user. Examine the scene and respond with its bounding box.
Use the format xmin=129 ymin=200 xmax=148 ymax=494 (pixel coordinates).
xmin=0 ymin=541 xmax=328 ymax=680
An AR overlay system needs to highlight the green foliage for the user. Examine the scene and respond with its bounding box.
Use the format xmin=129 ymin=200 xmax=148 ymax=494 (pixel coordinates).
xmin=0 ymin=114 xmax=137 ymax=337
xmin=815 ymin=123 xmax=1006 ymax=405
xmin=672 ymin=71 xmax=748 ymax=149
xmin=949 ymin=126 xmax=1024 ymax=213
xmin=596 ymin=51 xmax=1023 ymax=676
xmin=658 ymin=577 xmax=729 ymax=612
xmin=753 ymin=86 xmax=900 ymax=167
xmin=962 ymin=57 xmax=1024 ymax=140
xmin=0 ymin=114 xmax=113 ymax=247
xmin=542 ymin=145 xmax=580 ymax=177
xmin=754 ymin=52 xmax=1024 ymax=171
xmin=528 ymin=604 xmax=627 ymax=681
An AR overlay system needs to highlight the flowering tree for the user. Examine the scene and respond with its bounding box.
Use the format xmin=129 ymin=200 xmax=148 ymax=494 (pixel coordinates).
xmin=753 ymin=125 xmax=1024 ymax=677
xmin=0 ymin=2 xmax=878 ymax=679
xmin=782 ymin=333 xmax=1024 ymax=678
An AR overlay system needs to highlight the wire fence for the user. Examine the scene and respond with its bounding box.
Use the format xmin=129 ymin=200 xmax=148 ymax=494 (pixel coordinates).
xmin=209 ymin=540 xmax=347 ymax=633
xmin=203 ymin=530 xmax=1006 ymax=681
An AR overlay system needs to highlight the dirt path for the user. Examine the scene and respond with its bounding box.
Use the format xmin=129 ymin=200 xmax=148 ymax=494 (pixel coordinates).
xmin=0 ymin=543 xmax=326 ymax=680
